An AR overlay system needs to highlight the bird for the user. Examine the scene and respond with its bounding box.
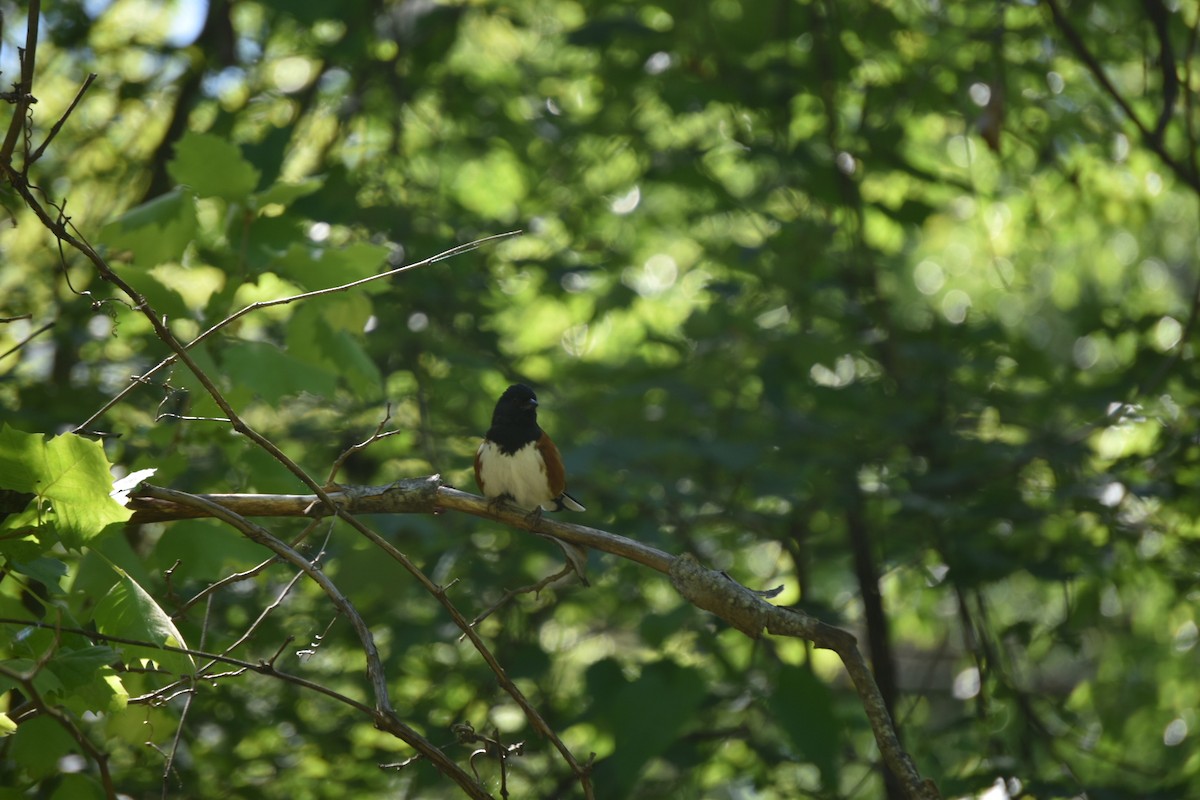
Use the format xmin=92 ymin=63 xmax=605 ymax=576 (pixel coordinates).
xmin=474 ymin=383 xmax=585 ymax=515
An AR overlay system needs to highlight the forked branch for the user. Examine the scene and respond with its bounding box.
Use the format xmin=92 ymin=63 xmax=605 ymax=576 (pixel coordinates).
xmin=127 ymin=478 xmax=941 ymax=800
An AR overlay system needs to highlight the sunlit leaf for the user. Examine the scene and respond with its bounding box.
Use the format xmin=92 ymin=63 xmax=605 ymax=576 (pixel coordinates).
xmin=97 ymin=187 xmax=197 ymax=267
xmin=93 ymin=566 xmax=194 ymax=675
xmin=167 ymin=131 xmax=262 ymax=201
xmin=0 ymin=427 xmax=131 ymax=549
xmin=452 ymin=149 xmax=528 ymax=221
xmin=271 ymin=241 xmax=390 ymax=291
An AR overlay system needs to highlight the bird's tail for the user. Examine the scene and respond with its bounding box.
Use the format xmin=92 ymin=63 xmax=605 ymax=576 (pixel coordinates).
xmin=542 ymin=492 xmax=585 ymax=512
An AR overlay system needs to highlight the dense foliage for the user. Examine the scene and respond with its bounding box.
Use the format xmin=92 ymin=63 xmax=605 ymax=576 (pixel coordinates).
xmin=2 ymin=0 xmax=1199 ymax=798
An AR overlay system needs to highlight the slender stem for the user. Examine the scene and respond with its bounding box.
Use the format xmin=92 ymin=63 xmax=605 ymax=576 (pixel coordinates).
xmin=1043 ymin=0 xmax=1200 ymax=192
xmin=332 ymin=508 xmax=597 ymax=798
xmin=0 ymin=319 xmax=53 ymax=361
xmin=73 ymin=231 xmax=520 ymax=434
xmin=30 ymin=72 xmax=96 ymax=163
xmin=133 ymin=486 xmax=491 ymax=799
xmin=0 ymin=0 xmax=40 ymax=166
xmin=0 ymin=651 xmax=119 ymax=800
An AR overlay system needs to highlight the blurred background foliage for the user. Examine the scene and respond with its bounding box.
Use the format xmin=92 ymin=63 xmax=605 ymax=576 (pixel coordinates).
xmin=2 ymin=0 xmax=1199 ymax=798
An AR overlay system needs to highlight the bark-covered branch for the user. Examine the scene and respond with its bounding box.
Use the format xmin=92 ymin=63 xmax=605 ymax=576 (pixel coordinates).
xmin=127 ymin=478 xmax=941 ymax=800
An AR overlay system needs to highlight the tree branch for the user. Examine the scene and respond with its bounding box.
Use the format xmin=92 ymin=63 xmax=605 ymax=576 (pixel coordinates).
xmin=126 ymin=477 xmax=940 ymax=800
xmin=0 ymin=616 xmax=375 ymax=716
xmin=1142 ymin=0 xmax=1180 ymax=141
xmin=0 ymin=660 xmax=118 ymax=799
xmin=29 ymin=73 xmax=96 ymax=164
xmin=72 ymin=230 xmax=521 ymax=435
xmin=1043 ymin=0 xmax=1200 ymax=193
xmin=133 ymin=480 xmax=596 ymax=797
xmin=132 ymin=484 xmax=492 ymax=800
xmin=331 ymin=500 xmax=597 ymax=797
xmin=0 ymin=319 xmax=54 ymax=362
xmin=0 ymin=0 xmax=39 ymax=168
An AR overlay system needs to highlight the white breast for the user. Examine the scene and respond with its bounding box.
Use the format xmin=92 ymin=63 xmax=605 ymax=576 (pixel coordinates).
xmin=476 ymin=440 xmax=555 ymax=511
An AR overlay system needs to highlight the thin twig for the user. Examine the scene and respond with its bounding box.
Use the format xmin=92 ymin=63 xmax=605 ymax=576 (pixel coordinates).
xmin=122 ymin=477 xmax=939 ymax=799
xmin=1043 ymin=0 xmax=1200 ymax=193
xmin=671 ymin=556 xmax=940 ymax=800
xmin=463 ymin=564 xmax=575 ymax=637
xmin=0 ymin=319 xmax=53 ymax=361
xmin=0 ymin=662 xmax=118 ymax=799
xmin=8 ymin=179 xmax=347 ymax=535
xmin=0 ymin=616 xmax=375 ymax=715
xmin=215 ymin=522 xmax=333 ymax=663
xmin=0 ymin=0 xmax=40 ymax=167
xmin=174 ymin=518 xmax=324 ymax=617
xmin=159 ymin=600 xmax=206 ymax=798
xmin=155 ymin=413 xmax=231 ymax=423
xmin=73 ymin=230 xmax=522 ymax=434
xmin=219 ymin=566 xmax=306 ymax=659
xmin=327 ymin=406 xmax=401 ymax=485
xmin=331 ymin=507 xmax=597 ymax=799
xmin=130 ymin=486 xmax=492 ymax=799
xmin=30 ymin=72 xmax=96 ymax=163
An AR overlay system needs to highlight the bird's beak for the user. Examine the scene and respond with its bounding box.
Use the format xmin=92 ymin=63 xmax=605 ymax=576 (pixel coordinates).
xmin=525 ymin=399 xmax=538 ymax=409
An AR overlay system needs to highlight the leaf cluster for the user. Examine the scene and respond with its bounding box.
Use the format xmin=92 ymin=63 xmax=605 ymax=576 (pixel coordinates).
xmin=2 ymin=1 xmax=1200 ymax=798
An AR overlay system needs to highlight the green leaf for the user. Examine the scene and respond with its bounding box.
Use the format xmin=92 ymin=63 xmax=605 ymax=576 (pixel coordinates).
xmin=0 ymin=427 xmax=131 ymax=549
xmin=152 ymin=518 xmax=271 ymax=579
xmin=773 ymin=666 xmax=841 ymax=789
xmin=286 ymin=300 xmax=382 ymax=400
xmin=50 ymin=774 xmax=107 ymax=800
xmin=52 ymin=647 xmax=128 ymax=715
xmin=0 ymin=521 xmax=45 ymax=563
xmin=321 ymin=332 xmax=383 ymax=401
xmin=223 ymin=341 xmax=338 ymax=403
xmin=0 ymin=658 xmax=65 ymax=700
xmin=452 ymin=148 xmax=528 ymax=221
xmin=9 ymin=558 xmax=68 ymax=593
xmin=272 ymin=241 xmax=390 ymax=291
xmin=49 ymin=646 xmax=122 ymax=689
xmin=6 ymin=645 xmax=130 ymax=716
xmin=167 ymin=131 xmax=261 ymax=201
xmin=93 ymin=566 xmax=194 ymax=675
xmin=588 ymin=659 xmax=707 ymax=799
xmin=8 ymin=715 xmax=76 ymax=779
xmin=113 ymin=264 xmax=191 ymax=320
xmin=97 ymin=187 xmax=197 ymax=268
xmin=71 ymin=523 xmax=157 ymax=606
xmin=0 ymin=712 xmax=15 ymax=736
xmin=0 ymin=595 xmax=36 ymax=625
xmin=253 ymin=175 xmax=326 ymax=209
xmin=0 ymin=426 xmax=42 ymax=491
xmin=244 ymin=214 xmax=303 ymax=270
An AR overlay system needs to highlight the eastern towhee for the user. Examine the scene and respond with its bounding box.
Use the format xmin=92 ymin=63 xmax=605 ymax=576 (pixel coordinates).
xmin=474 ymin=383 xmax=585 ymax=514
